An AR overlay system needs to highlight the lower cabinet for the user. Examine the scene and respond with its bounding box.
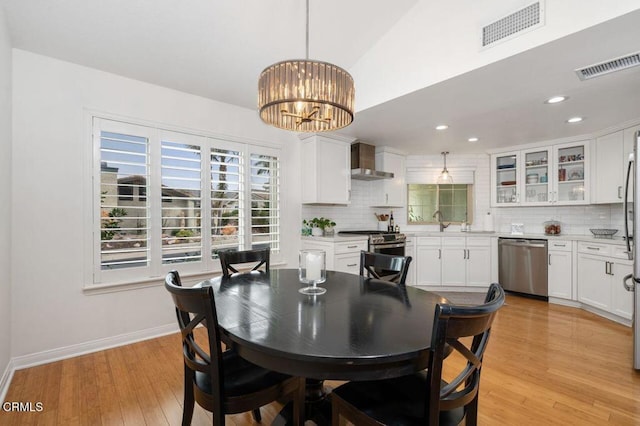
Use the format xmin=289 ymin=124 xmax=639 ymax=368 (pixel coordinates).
xmin=301 ymin=238 xmax=368 ymax=275
xmin=547 ymin=240 xmax=573 ymax=300
xmin=405 ymin=237 xmax=416 ymax=285
xmin=577 ymin=241 xmax=632 ymax=320
xmin=416 ymin=238 xmax=442 ymax=286
xmin=416 ymin=236 xmax=491 ymax=288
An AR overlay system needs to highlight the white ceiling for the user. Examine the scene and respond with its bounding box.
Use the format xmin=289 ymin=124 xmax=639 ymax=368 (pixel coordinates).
xmin=2 ymin=0 xmax=640 ymax=154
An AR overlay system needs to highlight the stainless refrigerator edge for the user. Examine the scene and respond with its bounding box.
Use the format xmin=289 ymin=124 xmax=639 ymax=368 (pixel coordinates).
xmin=623 ymin=131 xmax=640 ymax=370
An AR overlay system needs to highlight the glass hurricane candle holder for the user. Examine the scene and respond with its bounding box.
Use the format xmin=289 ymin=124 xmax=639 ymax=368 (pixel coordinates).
xmin=298 ymin=249 xmax=327 ymax=295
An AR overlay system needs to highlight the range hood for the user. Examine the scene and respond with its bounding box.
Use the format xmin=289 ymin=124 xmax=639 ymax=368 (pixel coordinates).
xmin=350 ymin=142 xmax=394 ymax=180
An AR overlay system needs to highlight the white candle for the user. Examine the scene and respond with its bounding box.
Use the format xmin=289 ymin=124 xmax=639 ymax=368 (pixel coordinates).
xmin=307 ymin=252 xmax=322 ymax=282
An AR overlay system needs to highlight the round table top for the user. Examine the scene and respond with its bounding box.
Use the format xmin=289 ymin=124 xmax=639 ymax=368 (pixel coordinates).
xmin=201 ymin=269 xmax=448 ymax=380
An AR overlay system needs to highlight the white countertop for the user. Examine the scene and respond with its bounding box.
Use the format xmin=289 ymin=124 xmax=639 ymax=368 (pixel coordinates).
xmin=301 ymin=234 xmax=369 ymax=243
xmin=403 ymin=231 xmax=628 ymax=245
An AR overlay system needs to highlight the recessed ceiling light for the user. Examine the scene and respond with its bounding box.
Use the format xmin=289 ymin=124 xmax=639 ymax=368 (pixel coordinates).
xmin=545 ymin=96 xmax=568 ymax=104
xmin=468 ymin=137 xmax=479 ymax=142
xmin=566 ymin=117 xmax=583 ymax=123
xmin=435 ymin=124 xmax=449 ymax=130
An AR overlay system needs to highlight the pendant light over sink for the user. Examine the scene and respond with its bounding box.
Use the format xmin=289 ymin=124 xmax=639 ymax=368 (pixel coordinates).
xmin=257 ymin=0 xmax=355 ymax=132
xmin=437 ymin=151 xmax=453 ymax=184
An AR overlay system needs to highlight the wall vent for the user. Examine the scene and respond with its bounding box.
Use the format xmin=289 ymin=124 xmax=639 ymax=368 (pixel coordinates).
xmin=482 ymin=2 xmax=544 ymax=48
xmin=575 ymin=52 xmax=640 ymax=81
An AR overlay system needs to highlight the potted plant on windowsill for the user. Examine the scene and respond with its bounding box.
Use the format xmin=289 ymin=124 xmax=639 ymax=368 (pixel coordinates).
xmin=303 ymin=217 xmax=336 ymax=237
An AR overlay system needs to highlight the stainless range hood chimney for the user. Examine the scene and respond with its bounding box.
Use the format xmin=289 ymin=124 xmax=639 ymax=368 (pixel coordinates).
xmin=350 ymin=142 xmax=394 ymax=180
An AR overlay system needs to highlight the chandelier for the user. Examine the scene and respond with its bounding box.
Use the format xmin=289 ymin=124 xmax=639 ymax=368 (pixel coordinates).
xmin=257 ymin=0 xmax=355 ymax=132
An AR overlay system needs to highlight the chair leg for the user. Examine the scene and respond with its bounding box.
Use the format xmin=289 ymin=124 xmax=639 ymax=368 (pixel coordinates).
xmin=465 ymin=393 xmax=479 ymax=426
xmin=182 ymin=367 xmax=195 ymax=426
xmin=252 ymin=408 xmax=262 ymax=422
xmin=293 ymin=377 xmax=306 ymax=426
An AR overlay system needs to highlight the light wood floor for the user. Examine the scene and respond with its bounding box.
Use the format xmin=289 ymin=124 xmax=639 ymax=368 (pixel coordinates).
xmin=2 ymin=294 xmax=640 ymax=425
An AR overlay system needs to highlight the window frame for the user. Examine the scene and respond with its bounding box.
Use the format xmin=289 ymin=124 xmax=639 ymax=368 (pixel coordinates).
xmin=406 ymin=183 xmax=474 ymax=225
xmin=89 ymin=116 xmax=281 ymax=288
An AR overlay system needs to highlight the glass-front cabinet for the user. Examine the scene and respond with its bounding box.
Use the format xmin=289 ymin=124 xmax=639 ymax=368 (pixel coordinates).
xmin=492 ymin=151 xmax=520 ymax=206
xmin=521 ymin=147 xmax=551 ymax=205
xmin=491 ymin=140 xmax=589 ymax=207
xmin=553 ymin=142 xmax=588 ymax=204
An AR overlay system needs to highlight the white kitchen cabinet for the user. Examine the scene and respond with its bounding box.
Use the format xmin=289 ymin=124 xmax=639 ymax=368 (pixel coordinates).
xmin=466 ymin=238 xmax=492 ymax=287
xmin=611 ymin=262 xmax=633 ymax=320
xmin=520 ymin=147 xmax=552 ymax=205
xmin=301 ymin=237 xmax=367 ymax=274
xmin=577 ymin=241 xmax=632 ymax=320
xmin=593 ymin=125 xmax=640 ymax=204
xmin=416 ymin=237 xmax=441 ymax=287
xmin=417 ymin=236 xmax=491 ymax=288
xmin=405 ymin=236 xmax=416 ymax=286
xmin=594 ymin=130 xmax=624 ymax=203
xmin=552 ymin=141 xmax=589 ymax=204
xmin=441 ymin=237 xmax=466 ymax=287
xmin=547 ymin=240 xmax=573 ymax=300
xmin=491 ymin=140 xmax=590 ymax=207
xmin=491 ymin=151 xmax=521 ymax=206
xmin=372 ymin=150 xmax=406 ymax=208
xmin=300 ymin=134 xmax=351 ymax=205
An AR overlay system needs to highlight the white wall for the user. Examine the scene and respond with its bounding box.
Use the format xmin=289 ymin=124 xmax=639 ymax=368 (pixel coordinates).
xmin=0 ymin=5 xmax=12 ymax=387
xmin=10 ymin=50 xmax=302 ymax=359
xmin=353 ymin=1 xmax=640 ymax=111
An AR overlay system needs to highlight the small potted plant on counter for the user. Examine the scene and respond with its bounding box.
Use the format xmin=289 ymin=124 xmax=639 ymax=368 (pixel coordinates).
xmin=303 ymin=217 xmax=336 ymax=237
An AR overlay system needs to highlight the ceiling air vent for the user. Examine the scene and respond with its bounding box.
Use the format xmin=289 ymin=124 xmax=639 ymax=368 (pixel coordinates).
xmin=575 ymin=52 xmax=640 ymax=81
xmin=482 ymin=1 xmax=544 ymax=48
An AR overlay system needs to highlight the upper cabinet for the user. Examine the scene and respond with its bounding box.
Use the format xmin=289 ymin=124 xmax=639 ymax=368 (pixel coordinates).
xmin=300 ymin=134 xmax=352 ymax=205
xmin=593 ymin=124 xmax=639 ymax=204
xmin=491 ymin=140 xmax=590 ymax=207
xmin=371 ymin=150 xmax=406 ymax=207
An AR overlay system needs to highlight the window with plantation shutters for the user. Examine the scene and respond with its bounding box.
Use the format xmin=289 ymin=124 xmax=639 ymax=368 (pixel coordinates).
xmin=92 ymin=118 xmax=281 ymax=286
xmin=250 ymin=153 xmax=280 ymax=251
xmin=161 ymin=140 xmax=202 ymax=264
xmin=99 ymin=130 xmax=150 ymax=271
xmin=210 ymin=147 xmax=243 ymax=257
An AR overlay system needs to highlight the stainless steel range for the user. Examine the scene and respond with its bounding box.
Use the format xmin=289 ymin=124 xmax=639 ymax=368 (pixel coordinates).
xmin=338 ymin=230 xmax=406 ymax=257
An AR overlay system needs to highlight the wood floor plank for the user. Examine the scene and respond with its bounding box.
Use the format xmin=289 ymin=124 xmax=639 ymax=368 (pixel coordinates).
xmin=3 ymin=294 xmax=640 ymax=425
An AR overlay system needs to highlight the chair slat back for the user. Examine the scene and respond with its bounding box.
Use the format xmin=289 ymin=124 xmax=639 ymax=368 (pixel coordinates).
xmin=219 ymin=248 xmax=270 ymax=278
xmin=359 ymin=251 xmax=412 ymax=284
xmin=425 ymin=283 xmax=505 ymax=423
xmin=165 ymin=271 xmax=224 ymax=397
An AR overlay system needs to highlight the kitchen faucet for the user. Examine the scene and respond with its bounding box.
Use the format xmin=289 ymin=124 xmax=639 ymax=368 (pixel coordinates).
xmin=433 ymin=210 xmax=450 ymax=232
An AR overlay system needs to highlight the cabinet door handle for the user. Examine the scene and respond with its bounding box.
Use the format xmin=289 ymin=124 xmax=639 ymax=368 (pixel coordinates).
xmin=618 ymin=186 xmax=623 ymax=199
xmin=438 ymin=249 xmax=441 ymax=259
xmin=610 ymin=262 xmax=614 ymax=276
xmin=548 ymin=254 xmax=551 ymax=265
xmin=385 ymin=194 xmax=389 ymax=204
xmin=467 ymin=249 xmax=470 ymax=259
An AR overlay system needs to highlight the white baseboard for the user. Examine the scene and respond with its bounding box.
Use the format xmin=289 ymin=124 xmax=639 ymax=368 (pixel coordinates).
xmin=0 ymin=358 xmax=16 ymax=404
xmin=11 ymin=323 xmax=178 ymax=372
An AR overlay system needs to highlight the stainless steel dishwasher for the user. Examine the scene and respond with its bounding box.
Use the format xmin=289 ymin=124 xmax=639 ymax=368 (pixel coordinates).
xmin=498 ymin=238 xmax=548 ymax=298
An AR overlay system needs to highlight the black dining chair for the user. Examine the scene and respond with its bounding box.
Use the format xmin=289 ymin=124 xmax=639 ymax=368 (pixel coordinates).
xmin=331 ymin=283 xmax=505 ymax=426
xmin=359 ymin=250 xmax=412 ymax=285
xmin=165 ymin=270 xmax=305 ymax=425
xmin=218 ymin=248 xmax=270 ymax=278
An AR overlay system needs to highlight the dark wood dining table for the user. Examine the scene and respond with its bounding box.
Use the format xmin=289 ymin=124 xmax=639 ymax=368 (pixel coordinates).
xmin=199 ymin=268 xmax=448 ymax=424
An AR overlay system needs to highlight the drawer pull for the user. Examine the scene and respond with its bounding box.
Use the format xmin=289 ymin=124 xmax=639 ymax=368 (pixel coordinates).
xmin=554 ymin=243 xmax=566 ymax=247
xmin=347 ymin=263 xmax=357 ymax=267
xmin=347 ymin=245 xmax=358 ymax=248
xmin=586 ymin=246 xmax=600 ymax=251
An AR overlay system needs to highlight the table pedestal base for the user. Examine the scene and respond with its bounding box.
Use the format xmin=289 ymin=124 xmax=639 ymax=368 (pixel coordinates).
xmin=273 ymin=379 xmax=332 ymax=426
